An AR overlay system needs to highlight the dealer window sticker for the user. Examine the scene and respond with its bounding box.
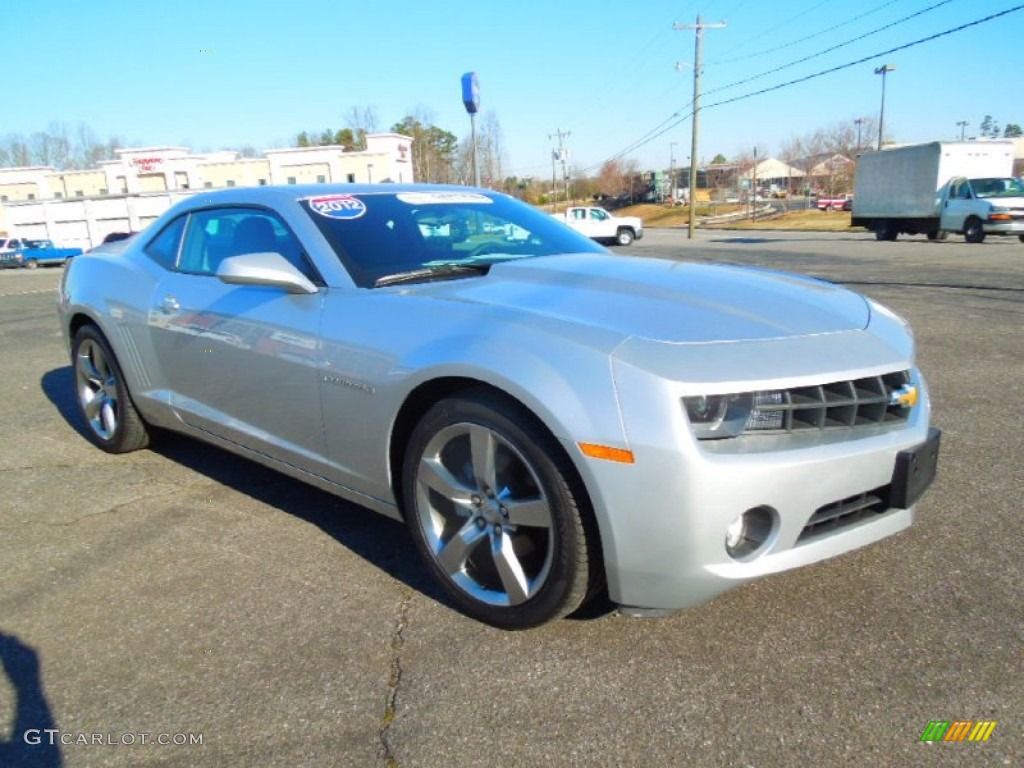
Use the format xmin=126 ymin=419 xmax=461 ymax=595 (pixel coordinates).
xmin=308 ymin=194 xmax=367 ymax=220
xmin=396 ymin=192 xmax=493 ymax=205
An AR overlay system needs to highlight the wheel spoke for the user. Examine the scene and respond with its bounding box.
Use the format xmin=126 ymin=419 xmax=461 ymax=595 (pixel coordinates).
xmin=418 ymin=456 xmax=472 ymax=505
xmin=469 ymin=424 xmax=497 ymax=492
xmin=492 ymin=534 xmax=530 ymax=605
xmin=100 ymin=400 xmax=117 ymax=435
xmin=83 ymin=390 xmax=105 ymax=420
xmin=79 ymin=350 xmax=103 ymax=385
xmin=503 ymin=497 xmax=552 ymax=528
xmin=436 ymin=519 xmax=488 ymax=576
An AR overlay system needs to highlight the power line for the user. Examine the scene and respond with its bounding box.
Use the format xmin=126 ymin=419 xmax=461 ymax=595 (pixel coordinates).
xmin=580 ymin=3 xmax=1024 ymax=172
xmin=711 ymin=0 xmax=832 ymax=60
xmin=704 ymin=3 xmax=1024 ymax=109
xmin=707 ymin=0 xmax=901 ymax=66
xmin=704 ymin=0 xmax=953 ymax=98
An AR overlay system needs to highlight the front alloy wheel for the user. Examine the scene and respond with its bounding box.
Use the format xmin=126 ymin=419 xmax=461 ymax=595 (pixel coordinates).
xmin=403 ymin=392 xmax=596 ymax=628
xmin=72 ymin=325 xmax=149 ymax=453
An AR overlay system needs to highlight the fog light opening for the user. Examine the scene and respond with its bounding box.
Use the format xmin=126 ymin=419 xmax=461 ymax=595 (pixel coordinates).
xmin=725 ymin=506 xmax=775 ymax=560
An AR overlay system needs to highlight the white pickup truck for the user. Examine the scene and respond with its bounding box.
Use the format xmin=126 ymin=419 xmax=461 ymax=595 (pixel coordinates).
xmin=554 ymin=206 xmax=644 ymax=246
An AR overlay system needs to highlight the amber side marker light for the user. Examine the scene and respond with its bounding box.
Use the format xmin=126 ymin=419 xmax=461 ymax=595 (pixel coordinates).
xmin=578 ymin=442 xmax=635 ymax=464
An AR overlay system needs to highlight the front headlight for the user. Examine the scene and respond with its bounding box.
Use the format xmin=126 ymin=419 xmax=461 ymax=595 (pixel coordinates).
xmin=683 ymin=393 xmax=753 ymax=439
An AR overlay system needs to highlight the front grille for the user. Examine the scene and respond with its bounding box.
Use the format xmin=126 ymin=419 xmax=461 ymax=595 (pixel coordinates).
xmin=798 ymin=487 xmax=890 ymax=542
xmin=744 ymin=370 xmax=912 ymax=435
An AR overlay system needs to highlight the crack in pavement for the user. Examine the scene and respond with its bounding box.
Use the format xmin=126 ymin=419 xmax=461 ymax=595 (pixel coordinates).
xmin=377 ymin=590 xmax=411 ymax=767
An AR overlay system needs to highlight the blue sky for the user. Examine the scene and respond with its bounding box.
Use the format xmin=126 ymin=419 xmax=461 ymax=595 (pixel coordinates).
xmin=7 ymin=0 xmax=1023 ymax=177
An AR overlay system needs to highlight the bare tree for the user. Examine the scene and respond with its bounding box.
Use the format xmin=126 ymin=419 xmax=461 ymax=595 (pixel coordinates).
xmin=344 ymin=105 xmax=380 ymax=150
xmin=778 ymin=134 xmax=805 ymax=195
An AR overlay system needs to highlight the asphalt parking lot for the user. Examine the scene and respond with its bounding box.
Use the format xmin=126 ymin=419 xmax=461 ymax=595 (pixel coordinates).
xmin=1 ymin=231 xmax=1021 ymax=767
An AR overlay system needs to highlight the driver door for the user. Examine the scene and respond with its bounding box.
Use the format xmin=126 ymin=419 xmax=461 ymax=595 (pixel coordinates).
xmin=147 ymin=206 xmax=327 ymax=467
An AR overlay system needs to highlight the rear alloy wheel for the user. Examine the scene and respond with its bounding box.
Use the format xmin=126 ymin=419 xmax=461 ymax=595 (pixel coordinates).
xmin=615 ymin=228 xmax=635 ymax=246
xmin=72 ymin=325 xmax=150 ymax=453
xmin=964 ymin=217 xmax=986 ymax=244
xmin=402 ymin=392 xmax=595 ymax=629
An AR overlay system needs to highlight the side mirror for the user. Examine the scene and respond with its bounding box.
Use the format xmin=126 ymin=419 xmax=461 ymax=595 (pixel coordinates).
xmin=217 ymin=252 xmax=318 ymax=294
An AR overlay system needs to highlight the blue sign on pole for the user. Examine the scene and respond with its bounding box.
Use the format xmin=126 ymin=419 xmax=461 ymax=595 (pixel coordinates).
xmin=461 ymin=72 xmax=480 ymax=114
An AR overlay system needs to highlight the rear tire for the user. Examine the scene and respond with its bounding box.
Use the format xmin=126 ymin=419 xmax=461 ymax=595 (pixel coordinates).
xmin=615 ymin=228 xmax=635 ymax=246
xmin=875 ymin=221 xmax=898 ymax=241
xmin=72 ymin=325 xmax=150 ymax=453
xmin=402 ymin=391 xmax=597 ymax=629
xmin=24 ymin=259 xmax=38 ymax=269
xmin=964 ymin=217 xmax=986 ymax=243
xmin=1018 ymin=235 xmax=1024 ymax=243
xmin=927 ymin=230 xmax=949 ymax=241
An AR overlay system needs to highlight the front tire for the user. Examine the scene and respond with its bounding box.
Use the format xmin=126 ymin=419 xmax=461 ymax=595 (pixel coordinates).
xmin=615 ymin=228 xmax=635 ymax=246
xmin=402 ymin=391 xmax=596 ymax=629
xmin=72 ymin=325 xmax=150 ymax=453
xmin=964 ymin=217 xmax=986 ymax=243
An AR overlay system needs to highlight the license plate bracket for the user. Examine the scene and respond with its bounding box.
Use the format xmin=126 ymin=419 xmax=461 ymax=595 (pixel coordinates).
xmin=890 ymin=427 xmax=941 ymax=509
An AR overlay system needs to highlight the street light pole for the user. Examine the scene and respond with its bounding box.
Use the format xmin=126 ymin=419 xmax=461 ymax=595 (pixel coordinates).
xmin=874 ymin=64 xmax=896 ymax=150
xmin=957 ymin=120 xmax=969 ymax=141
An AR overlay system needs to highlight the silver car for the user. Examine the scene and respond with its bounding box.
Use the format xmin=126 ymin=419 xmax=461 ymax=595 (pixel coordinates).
xmin=58 ymin=185 xmax=940 ymax=629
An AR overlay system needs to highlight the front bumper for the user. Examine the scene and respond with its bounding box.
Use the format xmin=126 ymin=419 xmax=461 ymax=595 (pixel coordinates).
xmin=577 ymin=335 xmax=936 ymax=613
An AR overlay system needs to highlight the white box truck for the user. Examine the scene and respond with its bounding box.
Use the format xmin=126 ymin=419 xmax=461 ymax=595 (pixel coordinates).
xmin=851 ymin=141 xmax=1024 ymax=243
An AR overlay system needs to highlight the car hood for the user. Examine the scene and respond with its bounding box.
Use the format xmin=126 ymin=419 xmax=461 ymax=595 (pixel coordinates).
xmin=418 ymin=254 xmax=870 ymax=344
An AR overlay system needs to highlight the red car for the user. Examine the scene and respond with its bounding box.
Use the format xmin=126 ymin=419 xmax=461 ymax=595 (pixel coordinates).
xmin=817 ymin=195 xmax=853 ymax=212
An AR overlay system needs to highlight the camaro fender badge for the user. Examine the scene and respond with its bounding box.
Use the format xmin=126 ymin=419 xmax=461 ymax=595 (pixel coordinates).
xmin=309 ymin=194 xmax=367 ymax=220
xmin=889 ymin=383 xmax=918 ymax=408
xmin=322 ymin=374 xmax=375 ymax=394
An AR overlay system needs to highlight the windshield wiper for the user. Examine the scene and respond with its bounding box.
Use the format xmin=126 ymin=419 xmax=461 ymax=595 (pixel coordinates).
xmin=374 ymin=263 xmax=491 ymax=287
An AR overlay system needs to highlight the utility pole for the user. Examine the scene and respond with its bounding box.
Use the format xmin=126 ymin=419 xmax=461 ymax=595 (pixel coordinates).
xmin=675 ymin=15 xmax=726 ymax=239
xmin=957 ymin=120 xmax=969 ymax=141
xmin=669 ymin=142 xmax=677 ymax=203
xmin=854 ymin=118 xmax=863 ymax=151
xmin=548 ymin=128 xmax=571 ymax=211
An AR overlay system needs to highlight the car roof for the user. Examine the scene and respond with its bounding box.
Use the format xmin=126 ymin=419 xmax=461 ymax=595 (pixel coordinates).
xmin=181 ymin=183 xmax=498 ymax=207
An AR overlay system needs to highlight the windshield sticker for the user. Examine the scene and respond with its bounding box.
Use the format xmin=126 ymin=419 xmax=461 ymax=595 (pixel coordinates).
xmin=396 ymin=192 xmax=493 ymax=205
xmin=309 ymin=194 xmax=367 ymax=219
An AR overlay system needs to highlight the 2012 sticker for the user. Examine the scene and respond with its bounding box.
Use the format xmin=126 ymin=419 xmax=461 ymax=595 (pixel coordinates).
xmin=309 ymin=194 xmax=367 ymax=219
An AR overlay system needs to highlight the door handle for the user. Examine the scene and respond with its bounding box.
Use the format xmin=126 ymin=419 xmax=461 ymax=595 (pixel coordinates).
xmin=159 ymin=295 xmax=180 ymax=313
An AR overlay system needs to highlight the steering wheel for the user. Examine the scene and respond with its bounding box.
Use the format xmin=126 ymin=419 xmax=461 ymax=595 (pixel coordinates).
xmin=467 ymin=240 xmax=509 ymax=259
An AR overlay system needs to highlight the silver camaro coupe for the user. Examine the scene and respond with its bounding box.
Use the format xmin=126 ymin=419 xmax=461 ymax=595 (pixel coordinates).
xmin=58 ymin=184 xmax=940 ymax=629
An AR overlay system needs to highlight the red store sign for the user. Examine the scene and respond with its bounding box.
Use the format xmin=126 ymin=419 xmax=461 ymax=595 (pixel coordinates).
xmin=129 ymin=157 xmax=164 ymax=173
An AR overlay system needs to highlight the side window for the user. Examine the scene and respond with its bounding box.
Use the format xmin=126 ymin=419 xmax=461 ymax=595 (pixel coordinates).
xmin=177 ymin=207 xmax=317 ymax=281
xmin=143 ymin=215 xmax=187 ymax=269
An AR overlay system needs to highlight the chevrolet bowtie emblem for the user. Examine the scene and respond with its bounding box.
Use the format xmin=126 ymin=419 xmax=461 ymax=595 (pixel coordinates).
xmin=889 ymin=383 xmax=918 ymax=408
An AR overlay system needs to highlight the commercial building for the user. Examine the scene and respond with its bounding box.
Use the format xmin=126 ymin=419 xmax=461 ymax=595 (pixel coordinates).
xmin=0 ymin=133 xmax=413 ymax=248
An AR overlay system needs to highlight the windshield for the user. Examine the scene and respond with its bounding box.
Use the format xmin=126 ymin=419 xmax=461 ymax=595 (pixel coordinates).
xmin=300 ymin=189 xmax=605 ymax=287
xmin=970 ymin=177 xmax=1024 ymax=199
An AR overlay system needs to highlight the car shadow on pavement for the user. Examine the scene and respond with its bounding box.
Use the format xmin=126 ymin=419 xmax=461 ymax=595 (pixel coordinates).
xmin=40 ymin=366 xmax=616 ymax=622
xmin=0 ymin=631 xmax=63 ymax=767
